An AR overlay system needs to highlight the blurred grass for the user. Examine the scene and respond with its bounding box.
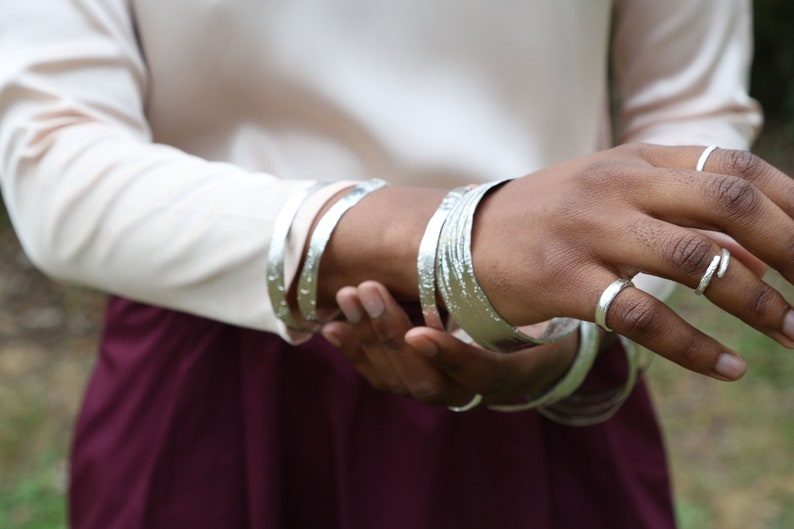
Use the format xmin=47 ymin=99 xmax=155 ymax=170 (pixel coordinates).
xmin=0 ymin=206 xmax=102 ymax=529
xmin=650 ymin=270 xmax=794 ymax=529
xmin=650 ymin=129 xmax=794 ymax=529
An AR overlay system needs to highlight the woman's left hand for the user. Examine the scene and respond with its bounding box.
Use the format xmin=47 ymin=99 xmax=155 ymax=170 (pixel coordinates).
xmin=321 ymin=280 xmax=579 ymax=408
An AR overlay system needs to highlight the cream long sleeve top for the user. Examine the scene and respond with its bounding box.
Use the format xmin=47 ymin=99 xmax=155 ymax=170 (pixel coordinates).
xmin=0 ymin=0 xmax=761 ymax=342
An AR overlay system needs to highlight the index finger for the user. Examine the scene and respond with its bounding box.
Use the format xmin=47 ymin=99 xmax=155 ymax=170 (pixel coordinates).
xmin=641 ymin=144 xmax=794 ymax=218
xmin=591 ymin=275 xmax=747 ymax=381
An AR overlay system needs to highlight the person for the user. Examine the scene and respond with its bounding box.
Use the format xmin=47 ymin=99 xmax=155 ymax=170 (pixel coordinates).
xmin=0 ymin=0 xmax=787 ymax=528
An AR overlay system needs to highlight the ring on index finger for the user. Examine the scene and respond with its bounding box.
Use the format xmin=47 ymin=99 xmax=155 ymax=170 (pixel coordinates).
xmin=695 ymin=145 xmax=719 ymax=172
xmin=595 ymin=279 xmax=635 ymax=332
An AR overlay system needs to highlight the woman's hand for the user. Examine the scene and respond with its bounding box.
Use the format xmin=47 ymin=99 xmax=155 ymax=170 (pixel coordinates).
xmin=321 ymin=281 xmax=579 ymax=407
xmin=318 ymin=144 xmax=794 ymax=382
xmin=470 ymin=144 xmax=794 ymax=380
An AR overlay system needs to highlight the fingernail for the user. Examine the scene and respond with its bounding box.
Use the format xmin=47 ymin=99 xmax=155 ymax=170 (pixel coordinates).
xmin=714 ymin=353 xmax=746 ymax=380
xmin=408 ymin=335 xmax=438 ymax=358
xmin=783 ymin=310 xmax=794 ymax=343
xmin=361 ymin=290 xmax=385 ymax=319
xmin=337 ymin=296 xmax=362 ymax=324
xmin=322 ymin=331 xmax=342 ymax=348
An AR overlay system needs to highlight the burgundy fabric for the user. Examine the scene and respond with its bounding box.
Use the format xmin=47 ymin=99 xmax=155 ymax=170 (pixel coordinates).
xmin=69 ymin=297 xmax=676 ymax=529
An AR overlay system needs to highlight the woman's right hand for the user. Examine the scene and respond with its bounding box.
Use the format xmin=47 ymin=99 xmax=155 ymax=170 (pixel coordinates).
xmin=319 ymin=143 xmax=794 ymax=381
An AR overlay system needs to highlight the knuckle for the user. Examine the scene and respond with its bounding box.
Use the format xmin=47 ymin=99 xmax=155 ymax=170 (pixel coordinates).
xmin=663 ymin=234 xmax=713 ymax=276
xmin=747 ymin=284 xmax=780 ymax=320
xmin=409 ymin=381 xmax=447 ymax=404
xmin=782 ymin=236 xmax=794 ymax=267
xmin=378 ymin=329 xmax=404 ymax=352
xmin=706 ymin=176 xmax=761 ymax=220
xmin=580 ymin=159 xmax=630 ymax=189
xmin=676 ymin=338 xmax=711 ymax=371
xmin=383 ymin=379 xmax=407 ymax=396
xmin=366 ymin=373 xmax=406 ymax=395
xmin=611 ymin=296 xmax=659 ymax=336
xmin=724 ymin=149 xmax=766 ymax=183
xmin=356 ymin=331 xmax=378 ymax=349
xmin=615 ymin=141 xmax=647 ymax=158
xmin=784 ymin=186 xmax=794 ymax=215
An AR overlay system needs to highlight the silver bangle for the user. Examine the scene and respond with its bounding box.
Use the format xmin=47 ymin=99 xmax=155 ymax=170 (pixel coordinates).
xmin=448 ymin=393 xmax=483 ymax=413
xmin=417 ymin=187 xmax=470 ymax=330
xmin=297 ymin=179 xmax=389 ymax=324
xmin=435 ymin=180 xmax=579 ymax=353
xmin=537 ymin=335 xmax=644 ymax=426
xmin=267 ymin=181 xmax=334 ymax=331
xmin=489 ymin=321 xmax=600 ymax=412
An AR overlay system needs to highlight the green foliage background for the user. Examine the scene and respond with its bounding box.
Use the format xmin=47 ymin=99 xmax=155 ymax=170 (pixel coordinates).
xmin=752 ymin=0 xmax=794 ymax=132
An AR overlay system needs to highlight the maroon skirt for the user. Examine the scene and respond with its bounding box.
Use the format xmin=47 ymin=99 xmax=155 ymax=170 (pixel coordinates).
xmin=69 ymin=297 xmax=676 ymax=529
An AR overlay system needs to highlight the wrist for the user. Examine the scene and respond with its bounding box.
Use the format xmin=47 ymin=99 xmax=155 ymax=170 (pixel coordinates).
xmin=315 ymin=185 xmax=448 ymax=307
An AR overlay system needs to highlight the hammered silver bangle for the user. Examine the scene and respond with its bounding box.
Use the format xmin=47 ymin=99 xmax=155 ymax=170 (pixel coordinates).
xmin=417 ymin=186 xmax=470 ymax=330
xmin=537 ymin=335 xmax=644 ymax=426
xmin=435 ymin=180 xmax=579 ymax=353
xmin=489 ymin=320 xmax=600 ymax=412
xmin=266 ymin=181 xmax=334 ymax=331
xmin=297 ymin=178 xmax=389 ymax=324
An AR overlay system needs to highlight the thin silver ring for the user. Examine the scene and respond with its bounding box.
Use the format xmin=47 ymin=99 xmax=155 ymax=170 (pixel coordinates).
xmin=717 ymin=247 xmax=730 ymax=277
xmin=448 ymin=393 xmax=482 ymax=413
xmin=694 ymin=248 xmax=730 ymax=295
xmin=594 ymin=279 xmax=635 ymax=332
xmin=695 ymin=145 xmax=719 ymax=172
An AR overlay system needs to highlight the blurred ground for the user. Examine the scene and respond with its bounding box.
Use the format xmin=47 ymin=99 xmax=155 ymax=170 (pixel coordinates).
xmin=646 ymin=128 xmax=794 ymax=529
xmin=0 ymin=217 xmax=105 ymax=528
xmin=1 ymin=131 xmax=794 ymax=528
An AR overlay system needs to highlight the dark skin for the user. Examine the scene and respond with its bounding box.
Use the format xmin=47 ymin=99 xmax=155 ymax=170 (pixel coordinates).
xmin=310 ymin=144 xmax=789 ymax=407
xmin=322 ymin=233 xmax=766 ymax=409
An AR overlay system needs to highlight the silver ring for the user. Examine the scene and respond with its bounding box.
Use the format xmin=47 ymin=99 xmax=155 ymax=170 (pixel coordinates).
xmin=448 ymin=393 xmax=482 ymax=413
xmin=595 ymin=279 xmax=635 ymax=332
xmin=695 ymin=145 xmax=719 ymax=172
xmin=694 ymin=248 xmax=730 ymax=295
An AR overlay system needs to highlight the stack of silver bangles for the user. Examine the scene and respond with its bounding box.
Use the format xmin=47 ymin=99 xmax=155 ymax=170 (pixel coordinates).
xmin=267 ymin=178 xmax=643 ymax=424
xmin=418 ymin=181 xmax=642 ymax=421
xmin=267 ymin=179 xmax=389 ymax=332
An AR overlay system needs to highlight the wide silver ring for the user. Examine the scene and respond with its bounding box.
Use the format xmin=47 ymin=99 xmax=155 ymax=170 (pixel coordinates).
xmin=695 ymin=145 xmax=719 ymax=172
xmin=595 ymin=279 xmax=635 ymax=332
xmin=448 ymin=393 xmax=482 ymax=413
xmin=694 ymin=248 xmax=730 ymax=295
